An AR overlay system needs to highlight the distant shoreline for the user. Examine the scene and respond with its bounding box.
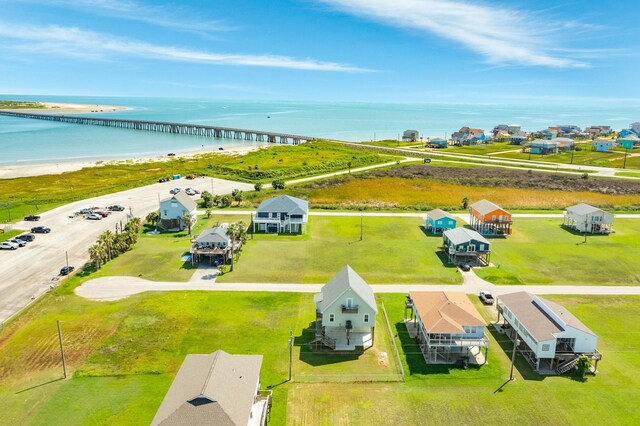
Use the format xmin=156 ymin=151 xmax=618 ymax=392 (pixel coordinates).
xmin=0 ymin=101 xmax=129 ymax=114
xmin=0 ymin=144 xmax=265 ymax=179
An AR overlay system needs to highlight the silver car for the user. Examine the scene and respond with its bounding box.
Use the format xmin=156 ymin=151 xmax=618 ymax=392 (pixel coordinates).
xmin=0 ymin=241 xmax=19 ymax=250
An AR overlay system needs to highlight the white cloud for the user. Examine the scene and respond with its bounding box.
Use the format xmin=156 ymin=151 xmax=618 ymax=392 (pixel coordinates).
xmin=0 ymin=22 xmax=370 ymax=72
xmin=318 ymin=0 xmax=592 ymax=68
xmin=6 ymin=0 xmax=233 ymax=35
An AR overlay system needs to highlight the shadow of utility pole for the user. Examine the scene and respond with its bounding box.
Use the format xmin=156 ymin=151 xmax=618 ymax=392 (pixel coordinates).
xmin=493 ymin=379 xmax=511 ymax=394
xmin=16 ymin=377 xmax=65 ymax=394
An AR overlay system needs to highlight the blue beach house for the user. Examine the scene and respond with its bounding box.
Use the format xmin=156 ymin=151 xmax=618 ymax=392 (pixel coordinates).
xmin=425 ymin=209 xmax=457 ymax=234
xmin=618 ymin=134 xmax=639 ymax=149
xmin=592 ymin=139 xmax=617 ymax=152
xmin=253 ymin=195 xmax=308 ymax=234
xmin=158 ymin=192 xmax=197 ymax=231
xmin=529 ymin=139 xmax=558 ymax=155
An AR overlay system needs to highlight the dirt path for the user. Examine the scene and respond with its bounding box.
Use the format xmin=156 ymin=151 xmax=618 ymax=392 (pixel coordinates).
xmin=0 ymin=177 xmax=253 ymax=324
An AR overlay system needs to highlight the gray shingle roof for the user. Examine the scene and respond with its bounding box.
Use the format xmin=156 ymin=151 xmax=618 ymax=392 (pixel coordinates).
xmin=316 ymin=265 xmax=378 ymax=314
xmin=195 ymin=226 xmax=229 ymax=244
xmin=257 ymin=195 xmax=308 ymax=216
xmin=443 ymin=227 xmax=489 ymax=246
xmin=426 ymin=209 xmax=455 ymax=221
xmin=161 ymin=191 xmax=197 ymax=212
xmin=499 ymin=292 xmax=596 ymax=343
xmin=151 ymin=350 xmax=262 ymax=426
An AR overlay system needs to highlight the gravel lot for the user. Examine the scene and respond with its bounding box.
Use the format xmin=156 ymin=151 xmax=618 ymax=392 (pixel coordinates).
xmin=0 ymin=176 xmax=252 ymax=324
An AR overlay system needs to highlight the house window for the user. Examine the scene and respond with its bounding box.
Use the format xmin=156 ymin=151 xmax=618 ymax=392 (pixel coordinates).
xmin=163 ymin=210 xmax=167 ymax=216
xmin=364 ymin=314 xmax=369 ymax=323
xmin=171 ymin=202 xmax=177 ymax=208
xmin=329 ymin=314 xmax=335 ymax=322
xmin=468 ymin=244 xmax=476 ymax=252
xmin=492 ymin=215 xmax=496 ymax=221
xmin=541 ymin=344 xmax=550 ymax=351
xmin=478 ymin=244 xmax=484 ymax=251
xmin=346 ymin=298 xmax=353 ymax=308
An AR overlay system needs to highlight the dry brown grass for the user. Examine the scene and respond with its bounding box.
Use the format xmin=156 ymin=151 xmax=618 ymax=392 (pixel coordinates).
xmin=305 ymin=177 xmax=640 ymax=209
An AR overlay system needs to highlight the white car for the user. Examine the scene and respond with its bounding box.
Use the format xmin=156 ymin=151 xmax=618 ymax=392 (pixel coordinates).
xmin=9 ymin=238 xmax=27 ymax=247
xmin=86 ymin=213 xmax=103 ymax=220
xmin=184 ymin=188 xmax=197 ymax=196
xmin=0 ymin=241 xmax=19 ymax=250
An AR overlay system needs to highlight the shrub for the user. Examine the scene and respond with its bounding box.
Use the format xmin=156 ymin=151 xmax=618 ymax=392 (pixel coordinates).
xmin=272 ymin=179 xmax=285 ymax=190
xmin=254 ymin=182 xmax=263 ymax=192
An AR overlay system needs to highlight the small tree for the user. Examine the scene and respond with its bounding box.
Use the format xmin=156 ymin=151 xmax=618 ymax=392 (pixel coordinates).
xmin=575 ymin=355 xmax=592 ymax=379
xmin=213 ymin=194 xmax=221 ymax=207
xmin=232 ymin=189 xmax=244 ymax=205
xmin=347 ymin=161 xmax=352 ymax=174
xmin=272 ymin=179 xmax=285 ymax=190
xmin=206 ymin=209 xmax=212 ymax=218
xmin=461 ymin=197 xmax=470 ymax=209
xmin=145 ymin=210 xmax=159 ymax=225
xmin=254 ymin=182 xmax=263 ymax=192
xmin=182 ymin=212 xmax=194 ymax=235
xmin=201 ymin=191 xmax=214 ymax=208
xmin=220 ymin=194 xmax=232 ymax=208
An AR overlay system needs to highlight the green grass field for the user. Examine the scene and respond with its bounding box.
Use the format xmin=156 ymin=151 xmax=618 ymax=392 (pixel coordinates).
xmin=444 ymin=141 xmax=519 ymax=155
xmin=476 ymin=218 xmax=640 ymax=285
xmin=287 ymin=294 xmax=640 ymax=425
xmin=1 ymin=265 xmax=639 ymax=425
xmin=0 ymin=229 xmax=22 ymax=242
xmin=218 ymin=215 xmax=461 ymax=284
xmin=494 ymin=147 xmax=640 ymax=170
xmin=0 ymin=140 xmax=394 ymax=223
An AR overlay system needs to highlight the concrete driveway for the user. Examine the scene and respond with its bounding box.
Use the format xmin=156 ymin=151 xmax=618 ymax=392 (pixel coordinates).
xmin=0 ymin=176 xmax=253 ymax=324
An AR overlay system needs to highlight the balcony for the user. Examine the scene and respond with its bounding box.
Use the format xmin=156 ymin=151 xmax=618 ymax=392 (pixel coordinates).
xmin=342 ymin=305 xmax=359 ymax=314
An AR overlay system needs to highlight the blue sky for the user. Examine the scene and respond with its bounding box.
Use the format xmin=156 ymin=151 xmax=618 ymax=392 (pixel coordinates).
xmin=0 ymin=0 xmax=637 ymax=103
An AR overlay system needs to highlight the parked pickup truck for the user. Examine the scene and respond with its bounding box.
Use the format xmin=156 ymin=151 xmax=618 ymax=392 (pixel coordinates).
xmin=24 ymin=215 xmax=40 ymax=221
xmin=479 ymin=291 xmax=495 ymax=305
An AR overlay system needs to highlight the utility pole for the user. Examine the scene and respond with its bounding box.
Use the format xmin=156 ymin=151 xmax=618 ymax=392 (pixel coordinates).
xmin=509 ymin=338 xmax=520 ymax=381
xmin=623 ymin=147 xmax=628 ymax=169
xmin=57 ymin=320 xmax=67 ymax=379
xmin=288 ymin=329 xmax=293 ymax=381
xmin=65 ymin=251 xmax=69 ymax=270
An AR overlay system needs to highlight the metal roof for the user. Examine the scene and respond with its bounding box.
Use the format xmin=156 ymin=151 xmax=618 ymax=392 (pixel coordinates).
xmin=151 ymin=350 xmax=263 ymax=426
xmin=499 ymin=292 xmax=596 ymax=343
xmin=470 ymin=199 xmax=507 ymax=216
xmin=443 ymin=227 xmax=489 ymax=246
xmin=316 ymin=265 xmax=378 ymax=314
xmin=257 ymin=195 xmax=308 ymax=216
xmin=566 ymin=203 xmax=603 ymax=216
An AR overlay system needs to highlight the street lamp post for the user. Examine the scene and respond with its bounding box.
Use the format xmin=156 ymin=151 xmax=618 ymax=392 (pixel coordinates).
xmin=510 ymin=338 xmax=521 ymax=381
xmin=288 ymin=329 xmax=293 ymax=381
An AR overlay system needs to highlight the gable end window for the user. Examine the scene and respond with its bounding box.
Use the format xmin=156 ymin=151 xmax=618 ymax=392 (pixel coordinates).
xmin=541 ymin=344 xmax=550 ymax=351
xmin=364 ymin=314 xmax=369 ymax=323
xmin=329 ymin=314 xmax=335 ymax=322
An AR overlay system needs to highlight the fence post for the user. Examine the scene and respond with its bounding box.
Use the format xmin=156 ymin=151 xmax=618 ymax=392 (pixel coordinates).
xmin=381 ymin=301 xmax=405 ymax=382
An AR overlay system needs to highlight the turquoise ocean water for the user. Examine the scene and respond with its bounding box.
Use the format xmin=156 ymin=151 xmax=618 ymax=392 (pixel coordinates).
xmin=0 ymin=95 xmax=638 ymax=166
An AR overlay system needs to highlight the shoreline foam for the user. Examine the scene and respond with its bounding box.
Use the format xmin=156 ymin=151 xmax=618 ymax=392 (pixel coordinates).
xmin=0 ymin=101 xmax=129 ymax=114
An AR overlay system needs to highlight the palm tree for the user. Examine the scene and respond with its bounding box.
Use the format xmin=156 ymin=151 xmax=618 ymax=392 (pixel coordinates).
xmin=98 ymin=230 xmax=116 ymax=261
xmin=234 ymin=221 xmax=248 ymax=260
xmin=127 ymin=217 xmax=143 ymax=234
xmin=226 ymin=223 xmax=238 ymax=272
xmin=89 ymin=243 xmax=106 ymax=270
xmin=461 ymin=197 xmax=470 ymax=209
xmin=182 ymin=212 xmax=194 ymax=235
xmin=145 ymin=211 xmax=159 ymax=225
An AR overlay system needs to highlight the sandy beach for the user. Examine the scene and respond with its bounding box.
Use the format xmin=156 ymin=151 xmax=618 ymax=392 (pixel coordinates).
xmin=0 ymin=101 xmax=128 ymax=114
xmin=0 ymin=144 xmax=265 ymax=179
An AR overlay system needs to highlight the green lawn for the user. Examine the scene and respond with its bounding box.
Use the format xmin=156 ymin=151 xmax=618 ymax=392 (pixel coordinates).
xmin=365 ymin=140 xmax=424 ymax=149
xmin=218 ymin=215 xmax=461 ymax=284
xmin=287 ymin=294 xmax=640 ymax=425
xmin=476 ymin=218 xmax=640 ymax=285
xmin=494 ymin=147 xmax=640 ymax=170
xmin=0 ymin=229 xmax=22 ymax=242
xmin=1 ymin=268 xmax=639 ymax=425
xmin=0 ymin=140 xmax=395 ymax=223
xmin=445 ymin=141 xmax=518 ymax=155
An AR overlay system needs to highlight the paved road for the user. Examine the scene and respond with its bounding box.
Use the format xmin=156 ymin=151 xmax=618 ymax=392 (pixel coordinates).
xmin=355 ymin=143 xmax=640 ymax=180
xmin=76 ymin=269 xmax=640 ymax=302
xmin=0 ymin=177 xmax=253 ymax=324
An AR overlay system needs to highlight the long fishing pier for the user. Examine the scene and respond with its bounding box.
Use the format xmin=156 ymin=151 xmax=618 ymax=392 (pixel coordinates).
xmin=0 ymin=111 xmax=315 ymax=144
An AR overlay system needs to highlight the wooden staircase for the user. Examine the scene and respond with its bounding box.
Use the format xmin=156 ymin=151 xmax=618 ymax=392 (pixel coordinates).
xmin=556 ymin=357 xmax=579 ymax=375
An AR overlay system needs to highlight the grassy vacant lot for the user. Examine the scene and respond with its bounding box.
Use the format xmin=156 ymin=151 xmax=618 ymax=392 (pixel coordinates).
xmin=365 ymin=140 xmax=423 ymax=148
xmin=495 ymin=147 xmax=640 ymax=170
xmin=0 ymin=286 xmax=304 ymax=425
xmin=476 ymin=218 xmax=640 ymax=285
xmin=0 ymin=140 xmax=394 ymax=223
xmin=218 ymin=215 xmax=461 ymax=284
xmin=443 ymin=141 xmax=520 ymax=155
xmin=288 ymin=294 xmax=640 ymax=425
xmin=0 ymin=229 xmax=22 ymax=242
xmin=1 ymin=267 xmax=639 ymax=425
xmin=255 ymin=165 xmax=640 ymax=211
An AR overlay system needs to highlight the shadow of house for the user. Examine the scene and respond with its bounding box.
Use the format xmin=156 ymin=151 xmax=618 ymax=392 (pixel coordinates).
xmin=486 ymin=325 xmax=543 ymax=381
xmin=296 ymin=321 xmax=363 ymax=367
